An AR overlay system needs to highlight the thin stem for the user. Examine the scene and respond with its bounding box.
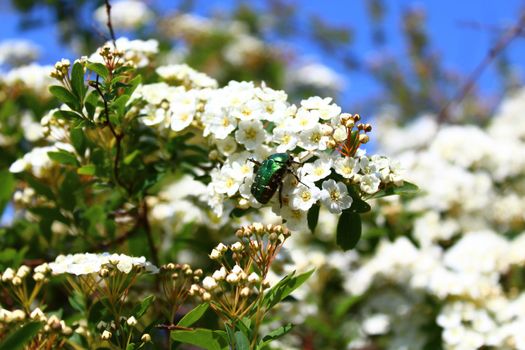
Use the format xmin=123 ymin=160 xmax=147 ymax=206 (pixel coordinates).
xmin=142 ymin=200 xmax=159 ymax=268
xmin=104 ymin=0 xmax=117 ymax=48
xmin=437 ymin=12 xmax=525 ymax=123
xmin=92 ymin=75 xmax=130 ymax=195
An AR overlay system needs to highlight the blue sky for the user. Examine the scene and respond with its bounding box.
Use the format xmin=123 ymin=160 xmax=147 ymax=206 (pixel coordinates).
xmin=1 ymin=0 xmax=525 ymax=106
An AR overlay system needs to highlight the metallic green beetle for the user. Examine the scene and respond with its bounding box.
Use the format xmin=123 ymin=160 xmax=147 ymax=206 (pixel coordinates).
xmin=250 ymin=153 xmax=302 ymax=206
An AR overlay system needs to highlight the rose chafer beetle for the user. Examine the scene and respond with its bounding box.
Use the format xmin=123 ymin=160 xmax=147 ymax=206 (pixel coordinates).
xmin=250 ymin=153 xmax=304 ymax=207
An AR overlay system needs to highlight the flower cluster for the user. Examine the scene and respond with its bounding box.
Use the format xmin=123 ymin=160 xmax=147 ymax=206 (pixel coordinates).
xmin=159 ymin=263 xmax=203 ymax=323
xmin=46 ymin=252 xmax=159 ymax=276
xmin=331 ymin=88 xmax=525 ymax=349
xmin=191 ymin=224 xmax=290 ymax=321
xmin=128 ymin=72 xmax=407 ymax=228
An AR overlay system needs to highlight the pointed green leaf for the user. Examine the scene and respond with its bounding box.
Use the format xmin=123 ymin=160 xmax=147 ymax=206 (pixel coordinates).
xmin=177 ymin=303 xmax=209 ymax=327
xmin=262 ymin=269 xmax=315 ymax=310
xmin=234 ymin=331 xmax=250 ymax=350
xmin=47 ymin=151 xmax=78 ymax=166
xmin=336 ymin=210 xmax=361 ymax=250
xmin=131 ymin=295 xmax=155 ymax=319
xmin=49 ymin=85 xmax=79 ymax=110
xmin=85 ymin=90 xmax=100 ymax=119
xmin=0 ymin=321 xmax=43 ymax=350
xmin=367 ymin=181 xmax=419 ymax=200
xmin=86 ymin=62 xmax=109 ymax=79
xmin=307 ymin=204 xmax=320 ymax=233
xmin=77 ymin=165 xmax=96 ymax=176
xmin=71 ymin=62 xmax=86 ymax=100
xmin=171 ymin=329 xmax=228 ymax=350
xmin=0 ymin=170 xmax=15 ymax=214
xmin=259 ymin=324 xmax=294 ymax=348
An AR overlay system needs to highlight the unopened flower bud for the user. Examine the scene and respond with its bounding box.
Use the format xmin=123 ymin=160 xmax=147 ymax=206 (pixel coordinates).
xmin=126 ymin=316 xmax=137 ymax=327
xmin=248 ymin=272 xmax=260 ymax=284
xmin=231 ymin=242 xmax=243 ymax=252
xmin=202 ymin=292 xmax=211 ymax=301
xmin=141 ymin=333 xmax=151 ymax=342
xmin=359 ymin=134 xmax=369 ymax=144
xmin=33 ymin=272 xmax=45 ymax=281
xmin=240 ymin=287 xmax=251 ymax=297
xmin=226 ymin=273 xmax=240 ymax=284
xmin=101 ymin=330 xmax=112 ymax=340
xmin=11 ymin=276 xmax=22 ymax=286
xmin=202 ymin=277 xmax=218 ymax=291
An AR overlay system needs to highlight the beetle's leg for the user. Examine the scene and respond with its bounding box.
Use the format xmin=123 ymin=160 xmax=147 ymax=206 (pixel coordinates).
xmin=278 ymin=180 xmax=284 ymax=208
xmin=248 ymin=158 xmax=261 ymax=172
xmin=290 ymin=169 xmax=309 ymax=188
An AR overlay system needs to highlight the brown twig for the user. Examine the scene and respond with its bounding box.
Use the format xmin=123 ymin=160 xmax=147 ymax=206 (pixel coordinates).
xmin=91 ymin=75 xmax=130 ymax=195
xmin=437 ymin=12 xmax=525 ymax=123
xmin=104 ymin=0 xmax=117 ymax=48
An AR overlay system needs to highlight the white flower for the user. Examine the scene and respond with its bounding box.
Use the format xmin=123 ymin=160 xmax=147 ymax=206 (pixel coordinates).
xmin=203 ymin=111 xmax=237 ymax=139
xmin=298 ymin=124 xmax=330 ymax=151
xmin=280 ymin=206 xmax=308 ymax=231
xmin=272 ymin=128 xmax=298 ymax=153
xmin=360 ymin=174 xmax=381 ymax=194
xmin=213 ymin=166 xmax=244 ymax=197
xmin=320 ymin=179 xmax=353 ymax=214
xmin=301 ymin=157 xmax=332 ymax=182
xmin=216 ymin=136 xmax=238 ymax=156
xmin=293 ymin=107 xmax=320 ymax=130
xmin=290 ymin=182 xmax=320 ymax=211
xmin=170 ymin=91 xmax=197 ymax=131
xmin=333 ymin=157 xmax=360 ymax=179
xmin=235 ymin=120 xmax=266 ymax=150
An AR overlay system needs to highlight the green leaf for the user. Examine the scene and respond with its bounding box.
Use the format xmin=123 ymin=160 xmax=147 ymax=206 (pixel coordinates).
xmin=334 ymin=295 xmax=362 ymax=319
xmin=132 ymin=295 xmax=155 ymax=319
xmin=234 ymin=331 xmax=250 ymax=350
xmin=53 ymin=110 xmax=84 ymax=122
xmin=262 ymin=269 xmax=315 ymax=311
xmin=0 ymin=321 xmax=43 ymax=350
xmin=259 ymin=324 xmax=294 ymax=348
xmin=350 ymin=198 xmax=371 ymax=213
xmin=126 ymin=344 xmax=136 ymax=350
xmin=336 ymin=210 xmax=362 ymax=250
xmin=0 ymin=170 xmax=15 ymax=214
xmin=49 ymin=85 xmax=79 ymax=110
xmin=111 ymin=94 xmax=130 ymax=117
xmin=71 ymin=62 xmax=86 ymax=100
xmin=84 ymin=90 xmax=100 ymax=119
xmin=123 ymin=150 xmax=141 ymax=165
xmin=68 ymin=290 xmax=86 ymax=313
xmin=171 ymin=329 xmax=228 ymax=350
xmin=86 ymin=62 xmax=109 ymax=79
xmin=366 ymin=181 xmax=419 ymax=200
xmin=177 ymin=303 xmax=209 ymax=327
xmin=70 ymin=128 xmax=86 ymax=155
xmin=307 ymin=204 xmax=320 ymax=233
xmin=77 ymin=165 xmax=96 ymax=176
xmin=47 ymin=151 xmax=78 ymax=166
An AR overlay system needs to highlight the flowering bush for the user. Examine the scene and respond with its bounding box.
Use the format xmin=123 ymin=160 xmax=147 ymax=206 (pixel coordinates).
xmin=0 ymin=34 xmax=413 ymax=349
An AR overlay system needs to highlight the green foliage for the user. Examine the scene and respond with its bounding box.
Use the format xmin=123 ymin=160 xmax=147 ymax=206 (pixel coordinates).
xmin=0 ymin=322 xmax=43 ymax=350
xmin=262 ymin=269 xmax=315 ymax=311
xmin=336 ymin=210 xmax=362 ymax=250
xmin=171 ymin=329 xmax=229 ymax=350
